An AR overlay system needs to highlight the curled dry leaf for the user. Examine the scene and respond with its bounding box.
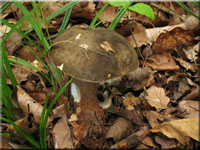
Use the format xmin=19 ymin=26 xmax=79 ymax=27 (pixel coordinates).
xmin=106 ymin=117 xmax=132 ymax=143
xmin=183 ymin=86 xmax=200 ymax=100
xmin=175 ymin=58 xmax=198 ymax=72
xmin=184 ymin=43 xmax=199 ymax=63
xmin=151 ymin=117 xmax=199 ymax=146
xmin=145 ymin=86 xmax=170 ymax=111
xmin=145 ymin=52 xmax=180 ymax=71
xmin=52 ymin=105 xmax=74 ymax=149
xmin=153 ymin=27 xmax=194 ymax=53
xmin=17 ymin=85 xmax=50 ymax=124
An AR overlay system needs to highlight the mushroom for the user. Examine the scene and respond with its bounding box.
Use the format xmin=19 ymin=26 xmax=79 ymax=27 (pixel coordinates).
xmin=47 ymin=25 xmax=139 ymax=114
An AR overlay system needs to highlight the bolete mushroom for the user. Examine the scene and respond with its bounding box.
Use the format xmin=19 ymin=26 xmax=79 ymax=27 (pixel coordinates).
xmin=47 ymin=25 xmax=138 ymax=114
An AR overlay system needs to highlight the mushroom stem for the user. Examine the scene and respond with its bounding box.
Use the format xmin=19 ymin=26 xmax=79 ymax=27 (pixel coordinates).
xmin=72 ymin=79 xmax=104 ymax=115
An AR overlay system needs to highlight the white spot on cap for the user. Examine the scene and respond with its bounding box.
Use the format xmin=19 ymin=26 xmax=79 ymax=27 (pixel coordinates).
xmin=80 ymin=44 xmax=88 ymax=49
xmin=76 ymin=34 xmax=81 ymax=39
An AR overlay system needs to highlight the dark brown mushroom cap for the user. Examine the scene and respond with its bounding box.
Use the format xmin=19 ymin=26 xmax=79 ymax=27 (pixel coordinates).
xmin=47 ymin=25 xmax=139 ymax=83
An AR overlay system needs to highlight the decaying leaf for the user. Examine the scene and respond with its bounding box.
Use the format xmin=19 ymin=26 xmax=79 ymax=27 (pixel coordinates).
xmin=106 ymin=117 xmax=132 ymax=143
xmin=146 ymin=52 xmax=180 ymax=70
xmin=52 ymin=105 xmax=74 ymax=149
xmin=17 ymin=85 xmax=50 ymax=124
xmin=151 ymin=117 xmax=199 ymax=145
xmin=145 ymin=86 xmax=170 ymax=111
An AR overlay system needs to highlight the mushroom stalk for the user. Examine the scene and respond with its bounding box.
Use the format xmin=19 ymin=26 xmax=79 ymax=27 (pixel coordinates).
xmin=72 ymin=79 xmax=104 ymax=115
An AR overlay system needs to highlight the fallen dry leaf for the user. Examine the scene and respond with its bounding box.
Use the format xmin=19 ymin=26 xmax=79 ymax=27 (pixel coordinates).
xmin=98 ymin=5 xmax=119 ymax=26
xmin=183 ymin=85 xmax=200 ymax=100
xmin=184 ymin=43 xmax=199 ymax=63
xmin=12 ymin=65 xmax=31 ymax=84
xmin=178 ymin=100 xmax=199 ymax=118
xmin=144 ymin=111 xmax=159 ymax=128
xmin=106 ymin=117 xmax=132 ymax=143
xmin=17 ymin=85 xmax=49 ymax=124
xmin=155 ymin=135 xmax=177 ymax=149
xmin=126 ymin=23 xmax=147 ymax=48
xmin=123 ymin=93 xmax=141 ymax=110
xmin=71 ymin=1 xmax=95 ymax=21
xmin=145 ymin=86 xmax=170 ymax=111
xmin=145 ymin=52 xmax=180 ymax=70
xmin=153 ymin=27 xmax=194 ymax=53
xmin=0 ymin=136 xmax=12 ymax=149
xmin=167 ymin=76 xmax=191 ymax=102
xmin=107 ymin=107 xmax=144 ymax=125
xmin=141 ymin=136 xmax=156 ymax=147
xmin=52 ymin=105 xmax=74 ymax=149
xmin=151 ymin=117 xmax=199 ymax=145
xmin=4 ymin=32 xmax=23 ymax=55
xmin=6 ymin=115 xmax=38 ymax=143
xmin=110 ymin=125 xmax=150 ymax=149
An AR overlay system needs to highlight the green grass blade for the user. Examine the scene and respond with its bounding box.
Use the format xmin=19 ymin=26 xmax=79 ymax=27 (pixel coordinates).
xmin=0 ymin=116 xmax=40 ymax=149
xmin=43 ymin=78 xmax=73 ymax=148
xmin=0 ymin=18 xmax=45 ymax=57
xmin=90 ymin=2 xmax=109 ymax=28
xmin=191 ymin=1 xmax=200 ymax=7
xmin=0 ymin=133 xmax=11 ymax=137
xmin=2 ymin=44 xmax=18 ymax=87
xmin=1 ymin=106 xmax=16 ymax=121
xmin=59 ymin=7 xmax=73 ymax=35
xmin=39 ymin=95 xmax=49 ymax=149
xmin=46 ymin=0 xmax=79 ymax=22
xmin=175 ymin=0 xmax=200 ymax=20
xmin=8 ymin=56 xmax=51 ymax=84
xmin=0 ymin=1 xmax=12 ymax=13
xmin=109 ymin=6 xmax=128 ymax=30
xmin=14 ymin=2 xmax=50 ymax=51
